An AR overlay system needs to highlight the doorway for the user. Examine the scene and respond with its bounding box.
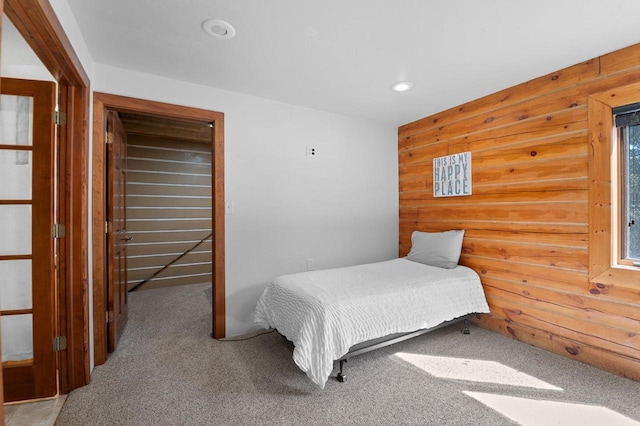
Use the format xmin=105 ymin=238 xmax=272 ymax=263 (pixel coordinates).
xmin=120 ymin=112 xmax=214 ymax=293
xmin=91 ymin=93 xmax=225 ymax=366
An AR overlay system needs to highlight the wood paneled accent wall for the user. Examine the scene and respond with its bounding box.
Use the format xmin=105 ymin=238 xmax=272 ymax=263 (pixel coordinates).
xmin=399 ymin=43 xmax=640 ymax=380
xmin=126 ymin=135 xmax=212 ymax=291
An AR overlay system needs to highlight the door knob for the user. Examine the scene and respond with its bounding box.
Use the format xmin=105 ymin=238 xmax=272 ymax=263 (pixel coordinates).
xmin=122 ymin=235 xmax=133 ymax=241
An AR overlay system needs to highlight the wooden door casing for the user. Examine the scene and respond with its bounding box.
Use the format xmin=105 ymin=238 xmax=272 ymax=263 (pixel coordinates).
xmin=106 ymin=110 xmax=129 ymax=351
xmin=92 ymin=93 xmax=225 ymax=366
xmin=1 ymin=1 xmax=6 ymax=419
xmin=3 ymin=0 xmax=91 ymax=398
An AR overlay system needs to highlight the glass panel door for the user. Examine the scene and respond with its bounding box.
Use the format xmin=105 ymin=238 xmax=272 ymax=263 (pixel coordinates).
xmin=0 ymin=94 xmax=34 ymax=366
xmin=0 ymin=77 xmax=56 ymax=402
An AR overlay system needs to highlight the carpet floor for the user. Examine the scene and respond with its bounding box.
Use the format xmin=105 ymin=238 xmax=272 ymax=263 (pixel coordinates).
xmin=56 ymin=282 xmax=640 ymax=426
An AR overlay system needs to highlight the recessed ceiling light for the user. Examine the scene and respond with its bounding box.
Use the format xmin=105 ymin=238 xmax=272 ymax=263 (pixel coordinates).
xmin=392 ymin=81 xmax=413 ymax=92
xmin=202 ymin=19 xmax=236 ymax=40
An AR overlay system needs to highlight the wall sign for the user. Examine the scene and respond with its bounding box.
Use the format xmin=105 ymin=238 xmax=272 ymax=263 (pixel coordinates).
xmin=433 ymin=151 xmax=472 ymax=197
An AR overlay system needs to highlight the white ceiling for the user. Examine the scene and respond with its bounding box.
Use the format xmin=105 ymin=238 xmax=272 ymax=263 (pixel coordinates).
xmin=55 ymin=1 xmax=640 ymax=125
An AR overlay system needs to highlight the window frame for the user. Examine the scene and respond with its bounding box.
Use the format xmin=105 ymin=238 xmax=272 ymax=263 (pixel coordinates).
xmin=615 ymin=122 xmax=639 ymax=264
xmin=588 ymin=82 xmax=640 ymax=289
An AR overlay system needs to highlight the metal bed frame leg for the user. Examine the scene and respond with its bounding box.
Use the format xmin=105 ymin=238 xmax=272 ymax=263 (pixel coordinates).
xmin=461 ymin=318 xmax=470 ymax=335
xmin=334 ymin=314 xmax=479 ymax=383
xmin=337 ymin=359 xmax=347 ymax=382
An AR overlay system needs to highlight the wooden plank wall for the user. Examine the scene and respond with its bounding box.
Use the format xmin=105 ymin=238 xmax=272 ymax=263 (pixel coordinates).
xmin=126 ymin=135 xmax=212 ymax=291
xmin=398 ymin=43 xmax=640 ymax=380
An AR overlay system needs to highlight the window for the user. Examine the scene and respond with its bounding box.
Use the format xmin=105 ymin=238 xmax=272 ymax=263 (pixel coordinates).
xmin=614 ymin=105 xmax=640 ymax=263
xmin=587 ymin=83 xmax=640 ymax=290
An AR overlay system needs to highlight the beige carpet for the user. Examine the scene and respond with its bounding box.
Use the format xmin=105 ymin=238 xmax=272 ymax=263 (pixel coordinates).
xmin=56 ymin=283 xmax=640 ymax=425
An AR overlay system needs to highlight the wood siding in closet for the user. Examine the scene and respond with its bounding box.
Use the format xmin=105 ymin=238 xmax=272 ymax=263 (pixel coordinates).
xmin=398 ymin=43 xmax=640 ymax=381
xmin=126 ymin=135 xmax=212 ymax=291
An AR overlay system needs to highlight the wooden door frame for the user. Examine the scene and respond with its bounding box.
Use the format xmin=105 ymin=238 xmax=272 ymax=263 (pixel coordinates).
xmin=1 ymin=0 xmax=5 ymax=419
xmin=92 ymin=92 xmax=225 ymax=366
xmin=1 ymin=0 xmax=91 ymax=397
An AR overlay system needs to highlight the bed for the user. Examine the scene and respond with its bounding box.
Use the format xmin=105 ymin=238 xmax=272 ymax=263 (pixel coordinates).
xmin=253 ymin=230 xmax=490 ymax=388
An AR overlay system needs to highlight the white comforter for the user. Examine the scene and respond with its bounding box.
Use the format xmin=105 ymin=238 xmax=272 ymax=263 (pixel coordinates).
xmin=254 ymin=258 xmax=489 ymax=388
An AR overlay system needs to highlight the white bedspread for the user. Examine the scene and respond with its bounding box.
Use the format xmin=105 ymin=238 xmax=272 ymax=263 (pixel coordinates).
xmin=254 ymin=258 xmax=489 ymax=388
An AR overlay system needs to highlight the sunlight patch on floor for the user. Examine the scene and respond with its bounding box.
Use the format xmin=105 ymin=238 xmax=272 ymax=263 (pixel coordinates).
xmin=464 ymin=391 xmax=640 ymax=426
xmin=394 ymin=353 xmax=562 ymax=390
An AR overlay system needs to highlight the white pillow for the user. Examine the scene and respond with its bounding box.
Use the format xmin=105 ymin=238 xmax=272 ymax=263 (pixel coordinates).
xmin=406 ymin=230 xmax=465 ymax=269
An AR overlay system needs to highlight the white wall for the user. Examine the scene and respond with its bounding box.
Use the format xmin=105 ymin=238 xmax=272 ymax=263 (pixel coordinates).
xmin=51 ymin=1 xmax=399 ymax=339
xmin=49 ymin=0 xmax=95 ymax=79
xmin=94 ymin=65 xmax=399 ymax=335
